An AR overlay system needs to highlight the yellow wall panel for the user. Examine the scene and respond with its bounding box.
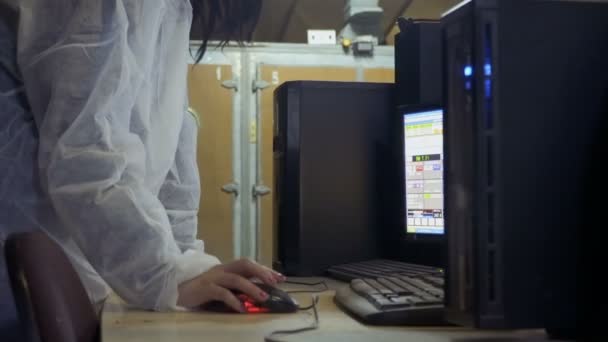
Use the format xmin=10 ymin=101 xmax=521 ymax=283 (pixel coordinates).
xmin=188 ymin=65 xmax=235 ymax=262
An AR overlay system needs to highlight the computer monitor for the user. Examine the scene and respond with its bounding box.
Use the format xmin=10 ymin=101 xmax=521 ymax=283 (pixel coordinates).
xmin=403 ymin=107 xmax=444 ymax=236
xmin=382 ymin=105 xmax=445 ymax=269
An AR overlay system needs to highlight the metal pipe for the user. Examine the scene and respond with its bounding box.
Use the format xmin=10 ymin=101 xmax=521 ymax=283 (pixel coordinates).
xmin=340 ymin=0 xmax=384 ymax=44
xmin=232 ymin=53 xmax=244 ymax=260
xmin=243 ymin=52 xmax=258 ymax=260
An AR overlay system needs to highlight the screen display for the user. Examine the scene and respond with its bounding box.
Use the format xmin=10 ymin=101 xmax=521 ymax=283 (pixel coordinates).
xmin=404 ymin=109 xmax=444 ymax=235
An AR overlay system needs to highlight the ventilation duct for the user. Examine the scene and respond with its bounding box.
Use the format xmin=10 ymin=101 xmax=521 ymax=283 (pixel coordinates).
xmin=339 ymin=0 xmax=385 ymax=45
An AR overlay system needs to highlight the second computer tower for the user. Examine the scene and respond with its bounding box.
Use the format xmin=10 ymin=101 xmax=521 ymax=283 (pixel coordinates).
xmin=395 ymin=18 xmax=442 ymax=107
xmin=273 ymin=81 xmax=394 ymax=276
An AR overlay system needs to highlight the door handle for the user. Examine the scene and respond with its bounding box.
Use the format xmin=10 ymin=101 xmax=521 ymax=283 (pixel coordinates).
xmin=252 ymin=185 xmax=271 ymax=198
xmin=221 ymin=182 xmax=239 ymax=196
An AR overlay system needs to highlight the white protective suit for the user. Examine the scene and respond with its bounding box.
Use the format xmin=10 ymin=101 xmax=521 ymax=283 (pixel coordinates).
xmin=0 ymin=0 xmax=220 ymax=311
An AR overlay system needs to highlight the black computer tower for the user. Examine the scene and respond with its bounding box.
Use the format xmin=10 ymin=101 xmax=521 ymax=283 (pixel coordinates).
xmin=273 ymin=81 xmax=394 ymax=276
xmin=395 ymin=18 xmax=442 ymax=107
xmin=442 ymin=0 xmax=608 ymax=336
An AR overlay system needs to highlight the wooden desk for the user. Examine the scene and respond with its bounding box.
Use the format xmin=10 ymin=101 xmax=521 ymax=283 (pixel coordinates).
xmin=101 ymin=278 xmax=548 ymax=342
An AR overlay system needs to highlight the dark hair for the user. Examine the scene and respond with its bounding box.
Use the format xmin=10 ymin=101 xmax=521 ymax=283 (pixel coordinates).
xmin=191 ymin=0 xmax=263 ymax=63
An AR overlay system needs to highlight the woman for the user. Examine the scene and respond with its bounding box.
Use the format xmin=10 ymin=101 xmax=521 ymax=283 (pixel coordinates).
xmin=0 ymin=0 xmax=277 ymax=338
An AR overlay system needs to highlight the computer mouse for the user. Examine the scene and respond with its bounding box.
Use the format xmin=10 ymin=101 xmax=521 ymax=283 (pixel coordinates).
xmin=203 ymin=283 xmax=299 ymax=314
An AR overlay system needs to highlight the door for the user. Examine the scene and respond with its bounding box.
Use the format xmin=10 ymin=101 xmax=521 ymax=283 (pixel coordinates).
xmin=188 ymin=65 xmax=235 ymax=262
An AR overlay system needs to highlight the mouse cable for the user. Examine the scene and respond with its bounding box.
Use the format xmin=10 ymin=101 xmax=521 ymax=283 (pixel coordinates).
xmin=284 ymin=279 xmax=329 ymax=294
xmin=264 ymin=295 xmax=320 ymax=342
xmin=297 ymin=295 xmax=320 ymax=310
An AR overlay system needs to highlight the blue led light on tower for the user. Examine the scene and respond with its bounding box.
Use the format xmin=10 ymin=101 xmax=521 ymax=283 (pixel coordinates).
xmin=484 ymin=63 xmax=492 ymax=76
xmin=464 ymin=65 xmax=473 ymax=77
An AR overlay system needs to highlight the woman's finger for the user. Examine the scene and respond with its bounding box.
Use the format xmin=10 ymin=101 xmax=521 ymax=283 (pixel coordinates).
xmin=223 ymin=259 xmax=278 ymax=285
xmin=209 ymin=283 xmax=245 ymax=313
xmin=217 ymin=272 xmax=269 ymax=302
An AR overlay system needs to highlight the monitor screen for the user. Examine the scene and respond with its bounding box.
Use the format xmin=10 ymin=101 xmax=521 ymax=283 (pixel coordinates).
xmin=403 ymin=109 xmax=444 ymax=235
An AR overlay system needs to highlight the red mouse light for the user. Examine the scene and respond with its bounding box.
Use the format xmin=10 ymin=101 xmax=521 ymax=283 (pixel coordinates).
xmin=242 ymin=299 xmax=270 ymax=313
xmin=246 ymin=306 xmax=270 ymax=313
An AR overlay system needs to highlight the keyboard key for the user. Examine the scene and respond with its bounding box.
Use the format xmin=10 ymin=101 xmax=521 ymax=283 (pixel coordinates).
xmin=386 ymin=277 xmax=415 ymax=294
xmin=364 ymin=279 xmax=394 ymax=295
xmin=390 ymin=296 xmax=411 ymax=305
xmin=369 ymin=295 xmax=396 ymax=309
xmin=407 ymin=277 xmax=435 ymax=291
xmin=424 ymin=276 xmax=444 ymax=287
xmin=351 ymin=279 xmax=378 ymax=296
xmin=377 ymin=278 xmax=409 ymax=295
xmin=372 ymin=295 xmax=412 ymax=309
xmin=395 ymin=277 xmax=425 ymax=294
xmin=425 ymin=287 xmax=444 ymax=298
xmin=407 ymin=296 xmax=426 ymax=306
xmin=387 ymin=277 xmax=416 ymax=295
xmin=369 ymin=293 xmax=385 ymax=300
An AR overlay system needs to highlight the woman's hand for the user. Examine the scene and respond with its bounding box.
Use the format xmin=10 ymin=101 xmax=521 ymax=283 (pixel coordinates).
xmin=177 ymin=258 xmax=286 ymax=312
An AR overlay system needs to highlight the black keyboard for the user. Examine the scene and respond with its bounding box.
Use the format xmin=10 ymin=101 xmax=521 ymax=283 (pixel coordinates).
xmin=335 ymin=274 xmax=446 ymax=325
xmin=327 ymin=259 xmax=442 ymax=281
xmin=330 ymin=260 xmax=447 ymax=325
